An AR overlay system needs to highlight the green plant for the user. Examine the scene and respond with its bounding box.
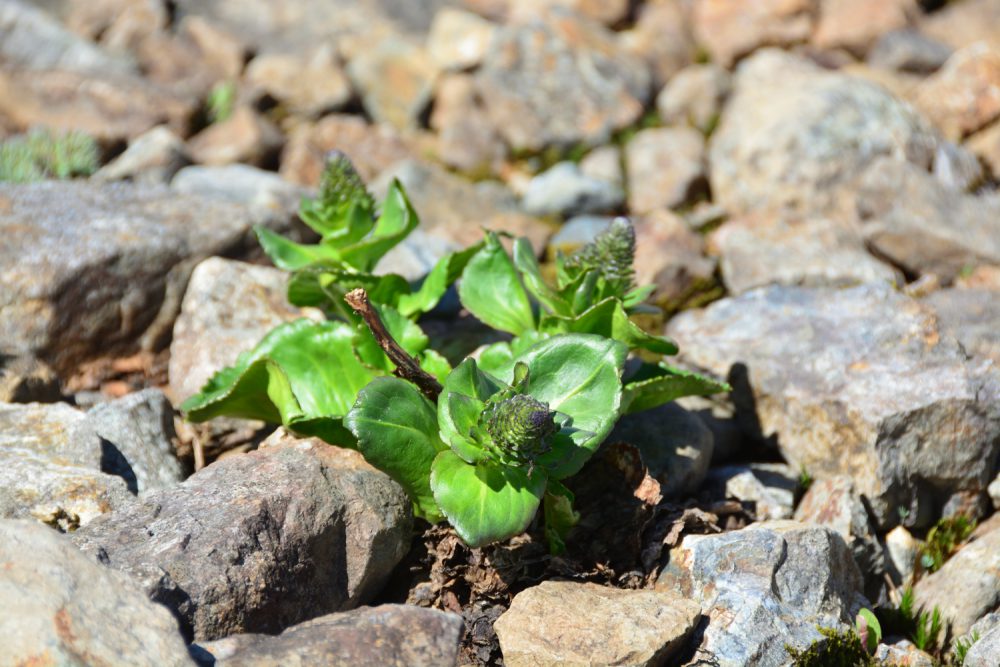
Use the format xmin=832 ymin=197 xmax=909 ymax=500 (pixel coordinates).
xmin=919 ymin=515 xmax=975 ymax=574
xmin=856 ymin=608 xmax=882 ymax=654
xmin=206 ymin=80 xmax=236 ymax=124
xmin=952 ymin=630 xmax=979 ymax=665
xmin=879 ymin=586 xmax=946 ymax=654
xmin=0 ymin=128 xmax=99 ymax=182
xmin=798 ymin=467 xmax=814 ymax=493
xmin=787 ymin=627 xmax=875 ymax=666
xmin=183 ymin=154 xmax=728 ymax=550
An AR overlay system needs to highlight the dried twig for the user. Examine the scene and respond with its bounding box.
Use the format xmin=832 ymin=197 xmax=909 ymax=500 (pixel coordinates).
xmin=345 ymin=288 xmax=443 ymax=401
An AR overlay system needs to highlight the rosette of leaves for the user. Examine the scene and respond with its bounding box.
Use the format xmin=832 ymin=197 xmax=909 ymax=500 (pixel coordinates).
xmin=457 ymin=218 xmax=728 ymax=414
xmin=345 ymin=333 xmax=626 ymax=549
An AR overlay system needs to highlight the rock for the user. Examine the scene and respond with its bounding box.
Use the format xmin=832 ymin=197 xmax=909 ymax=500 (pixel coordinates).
xmin=508 ymin=0 xmax=631 ymax=27
xmin=429 ymin=73 xmax=506 ymax=174
xmin=656 ymin=521 xmax=866 ymax=667
xmin=0 ymin=181 xmax=266 ymax=375
xmin=72 ymin=435 xmax=412 ymax=641
xmin=137 ymin=15 xmax=245 ymax=98
xmin=347 ymin=38 xmax=437 ymax=130
xmin=0 ymin=519 xmax=194 ymax=666
xmin=168 ymin=257 xmax=301 ymax=404
xmin=373 ymin=228 xmax=459 ymax=285
xmin=656 ymin=63 xmax=730 ymax=135
xmin=579 ymin=144 xmax=623 ymax=189
xmin=619 ymin=0 xmax=693 ymax=89
xmin=0 ymin=402 xmax=134 ymax=529
xmin=965 ymin=623 xmax=1000 ymax=667
xmin=632 ymin=210 xmax=717 ymax=309
xmin=95 ymin=125 xmax=191 ymax=185
xmin=920 ymin=0 xmax=1000 ymax=53
xmin=674 ymin=394 xmax=747 ymax=464
xmin=692 ymin=0 xmax=815 ymax=67
xmin=913 ymin=522 xmax=1000 ymax=637
xmin=868 ymin=29 xmax=953 ymax=74
xmin=709 ymin=213 xmax=900 ymax=295
xmin=187 ymin=106 xmax=284 ymax=167
xmin=0 ymin=67 xmax=193 ymax=142
xmin=494 ymin=581 xmax=701 ymax=667
xmin=855 ymin=158 xmax=1000 ymax=282
xmin=989 ymin=473 xmax=1000 ymax=510
xmin=427 ymin=8 xmax=497 ymax=71
xmin=914 ymin=42 xmax=1000 ymax=139
xmin=195 ymin=605 xmax=462 ymax=666
xmin=609 ymin=402 xmax=714 ymax=496
xmin=885 ymin=525 xmax=919 ymax=584
xmin=548 ymin=214 xmax=614 ymax=255
xmin=625 ymin=127 xmax=706 ymax=214
xmin=521 ymin=161 xmax=623 ymax=217
xmin=932 ymin=140 xmax=984 ymax=192
xmin=373 ymin=159 xmax=552 ymax=252
xmin=922 ymin=288 xmax=1000 ymax=365
xmin=280 ymin=114 xmax=415 ymax=185
xmin=85 ymin=389 xmax=186 ymax=494
xmin=966 ymin=120 xmax=1000 ymax=177
xmin=0 ymin=354 xmax=61 ymax=403
xmin=666 ymin=283 xmax=1000 ymax=529
xmin=474 ymin=9 xmax=650 ymax=151
xmin=956 ymin=264 xmax=1000 ymax=291
xmin=64 ymin=0 xmax=168 ymax=54
xmin=812 ymin=0 xmax=917 ymax=57
xmin=171 ymin=164 xmax=308 ymax=229
xmin=873 ymin=640 xmax=935 ymax=667
xmin=705 ymin=463 xmax=797 ymax=520
xmin=0 ymin=0 xmax=135 ymax=75
xmin=709 ymin=49 xmax=939 ymax=216
xmin=243 ymin=47 xmax=351 ymax=119
xmin=794 ymin=476 xmax=887 ymax=601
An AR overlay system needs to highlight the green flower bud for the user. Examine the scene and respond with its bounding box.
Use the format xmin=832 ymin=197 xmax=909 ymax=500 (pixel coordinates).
xmin=319 ymin=150 xmax=374 ymax=215
xmin=481 ymin=393 xmax=558 ymax=467
xmin=565 ymin=216 xmax=636 ymax=295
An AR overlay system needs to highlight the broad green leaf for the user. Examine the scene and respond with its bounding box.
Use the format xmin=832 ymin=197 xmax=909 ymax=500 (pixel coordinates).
xmin=438 ymin=358 xmax=504 ymax=463
xmin=458 ymin=231 xmax=535 ymax=335
xmin=353 ymin=304 xmax=430 ymax=371
xmin=513 ymin=334 xmax=627 ymax=479
xmin=543 ymin=480 xmax=579 ymax=555
xmin=512 ymin=237 xmax=570 ymax=316
xmin=255 ymin=226 xmax=339 ymax=271
xmin=622 ymin=284 xmax=656 ymax=310
xmin=540 ymin=297 xmax=678 ymax=356
xmin=396 ymin=241 xmax=484 ymax=318
xmin=287 ymin=267 xmax=410 ymax=320
xmin=475 ymin=331 xmax=546 ymax=379
xmin=337 ymin=180 xmax=419 ymax=271
xmin=430 ymin=450 xmax=546 ymax=547
xmin=622 ymin=363 xmax=730 ymax=414
xmin=299 ymin=197 xmax=374 ymax=242
xmin=856 ymin=608 xmax=882 ymax=653
xmin=181 ymin=319 xmax=376 ymax=447
xmin=345 ymin=377 xmax=446 ymax=522
xmin=419 ymin=349 xmax=452 ymax=385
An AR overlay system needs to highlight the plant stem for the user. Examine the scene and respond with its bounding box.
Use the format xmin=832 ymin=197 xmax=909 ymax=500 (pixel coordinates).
xmin=344 ymin=288 xmax=443 ymax=401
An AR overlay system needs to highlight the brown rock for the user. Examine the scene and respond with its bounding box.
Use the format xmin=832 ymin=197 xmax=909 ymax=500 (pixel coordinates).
xmin=626 ymin=126 xmax=706 ymax=213
xmin=692 ymin=0 xmax=816 ymax=67
xmin=920 ymin=0 xmax=1000 ymax=52
xmin=187 ymin=106 xmax=283 ymax=167
xmin=66 ymin=0 xmax=169 ymax=54
xmin=914 ymin=42 xmax=1000 ymax=140
xmin=494 ymin=581 xmax=701 ymax=667
xmin=244 ymin=47 xmax=352 ymax=118
xmin=620 ymin=0 xmax=694 ymax=89
xmin=632 ymin=209 xmax=716 ymax=308
xmin=280 ymin=114 xmax=415 ymax=186
xmin=966 ymin=120 xmax=1000 ymax=176
xmin=430 ymin=73 xmax=506 ymax=174
xmin=813 ymin=0 xmax=916 ymax=57
xmin=656 ymin=63 xmax=731 ymax=134
xmin=426 ymin=7 xmax=497 ymax=71
xmin=347 ymin=38 xmax=437 ymax=130
xmin=508 ymin=0 xmax=631 ymax=26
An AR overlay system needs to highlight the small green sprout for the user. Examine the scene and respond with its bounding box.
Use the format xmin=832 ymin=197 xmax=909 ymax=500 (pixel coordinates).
xmin=952 ymin=630 xmax=979 ymax=664
xmin=786 ymin=627 xmax=875 ymax=666
xmin=919 ymin=515 xmax=975 ymax=574
xmin=0 ymin=128 xmax=99 ymax=183
xmin=206 ymin=80 xmax=236 ymax=124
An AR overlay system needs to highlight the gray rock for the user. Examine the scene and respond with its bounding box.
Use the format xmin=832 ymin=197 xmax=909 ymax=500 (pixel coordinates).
xmin=0 ymin=182 xmax=269 ymax=376
xmin=856 ymin=158 xmax=1000 ymax=282
xmin=0 ymin=354 xmax=61 ymax=403
xmin=674 ymin=394 xmax=747 ymax=463
xmin=548 ymin=215 xmax=615 ymax=254
xmin=474 ymin=9 xmax=650 ymax=151
xmin=965 ymin=623 xmax=1000 ymax=667
xmin=656 ymin=63 xmax=731 ymax=134
xmin=656 ymin=521 xmax=866 ymax=667
xmin=868 ymin=29 xmax=953 ymax=74
xmin=85 ymin=389 xmax=186 ymax=494
xmin=922 ymin=288 xmax=1000 ymax=365
xmin=710 ymin=213 xmax=900 ymax=295
xmin=426 ymin=7 xmax=496 ymax=71
xmin=794 ymin=476 xmax=887 ymax=601
xmin=667 ymin=283 xmax=1000 ymax=529
xmin=932 ymin=140 xmax=983 ymax=192
xmin=0 ymin=519 xmax=194 ymax=666
xmin=95 ymin=126 xmax=191 ymax=186
xmin=705 ymin=463 xmax=797 ymax=520
xmin=579 ymin=145 xmax=623 ymax=189
xmin=709 ymin=49 xmax=939 ymax=216
xmin=72 ymin=436 xmax=412 ymax=641
xmin=374 ymin=227 xmax=459 ymax=283
xmin=521 ymin=161 xmax=624 ymax=217
xmin=171 ymin=164 xmax=308 ymax=229
xmin=196 ymin=605 xmax=463 ymax=666
xmin=0 ymin=0 xmax=135 ymax=75
xmin=168 ymin=257 xmax=301 ymax=404
xmin=494 ymin=581 xmax=702 ymax=667
xmin=609 ymin=402 xmax=713 ymax=496
xmin=913 ymin=522 xmax=1000 ymax=637
xmin=0 ymin=402 xmax=134 ymax=529
xmin=625 ymin=127 xmax=705 ymax=214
